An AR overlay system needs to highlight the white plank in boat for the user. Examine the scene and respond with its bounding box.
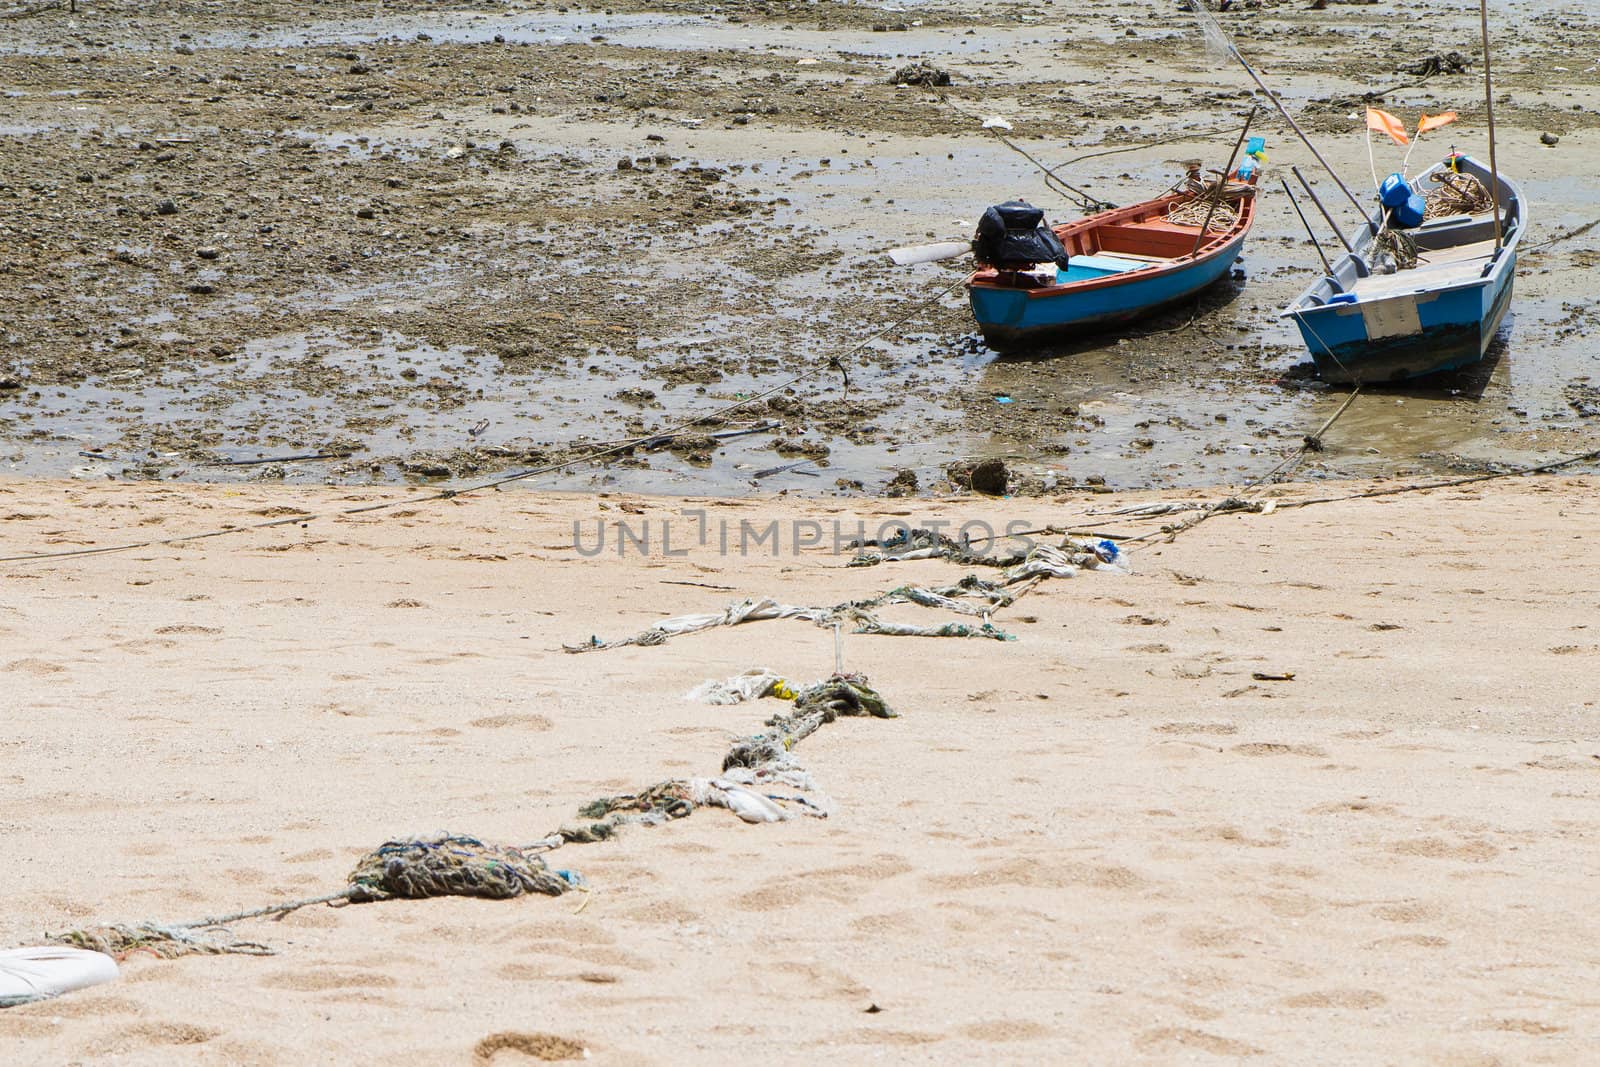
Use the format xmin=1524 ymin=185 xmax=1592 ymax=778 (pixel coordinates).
xmin=1071 ymin=253 xmax=1147 ymax=273
xmin=1415 ymin=237 xmax=1499 ymax=268
xmin=1349 ymin=255 xmax=1492 ymax=300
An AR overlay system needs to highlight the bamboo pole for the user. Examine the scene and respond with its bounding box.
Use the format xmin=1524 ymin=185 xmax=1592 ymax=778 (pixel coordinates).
xmin=1291 ymin=166 xmax=1357 ymax=256
xmin=1190 ymin=108 xmax=1257 ymax=256
xmin=1196 ymin=4 xmax=1373 ymax=229
xmin=1480 ymin=0 xmax=1503 ymax=251
xmin=1281 ymin=178 xmax=1336 ymax=276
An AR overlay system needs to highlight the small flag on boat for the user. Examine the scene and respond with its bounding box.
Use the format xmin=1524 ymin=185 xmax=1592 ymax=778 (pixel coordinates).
xmin=1417 ymin=111 xmax=1458 ymax=135
xmin=1366 ymin=107 xmax=1410 ymax=145
xmin=1245 ymin=136 xmax=1267 ymax=162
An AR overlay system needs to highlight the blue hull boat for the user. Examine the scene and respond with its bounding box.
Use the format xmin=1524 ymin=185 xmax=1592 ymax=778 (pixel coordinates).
xmin=966 ymin=173 xmax=1259 ymax=350
xmin=1279 ymin=154 xmax=1522 ymax=383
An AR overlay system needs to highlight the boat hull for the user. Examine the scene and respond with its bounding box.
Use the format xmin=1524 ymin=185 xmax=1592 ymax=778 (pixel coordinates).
xmin=970 ymin=232 xmax=1245 ymax=349
xmin=1280 ymin=154 xmax=1523 ymax=383
xmin=1296 ymin=257 xmax=1514 ymax=384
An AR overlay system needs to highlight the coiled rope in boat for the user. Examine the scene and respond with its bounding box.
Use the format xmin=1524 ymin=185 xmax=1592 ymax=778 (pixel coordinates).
xmin=1164 ymin=179 xmax=1253 ymax=233
xmin=1424 ymin=170 xmax=1494 ymax=219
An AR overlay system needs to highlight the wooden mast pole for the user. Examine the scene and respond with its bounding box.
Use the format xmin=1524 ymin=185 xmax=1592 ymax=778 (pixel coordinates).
xmin=1190 ymin=107 xmax=1257 ymax=256
xmin=1480 ymin=0 xmax=1503 ymax=251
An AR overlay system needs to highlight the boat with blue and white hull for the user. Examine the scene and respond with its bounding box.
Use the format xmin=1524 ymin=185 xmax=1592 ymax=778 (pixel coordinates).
xmin=1279 ymin=153 xmax=1522 ymax=384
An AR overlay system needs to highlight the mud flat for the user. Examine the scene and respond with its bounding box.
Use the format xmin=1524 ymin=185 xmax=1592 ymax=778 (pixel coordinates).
xmin=1 ymin=0 xmax=1598 ymax=496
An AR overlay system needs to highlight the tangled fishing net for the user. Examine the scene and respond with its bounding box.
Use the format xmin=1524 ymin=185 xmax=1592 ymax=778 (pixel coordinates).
xmin=346 ymin=834 xmax=574 ymax=902
xmin=568 ymin=533 xmax=1123 ymax=653
xmin=560 ymin=675 xmax=897 ymax=842
xmin=52 ymin=922 xmax=278 ymax=959
xmin=49 ymin=833 xmax=577 ymax=958
xmin=1371 ymin=227 xmax=1419 ymax=272
xmin=848 ymin=527 xmax=1024 ymax=567
xmin=565 ymin=590 xmax=1016 ymax=651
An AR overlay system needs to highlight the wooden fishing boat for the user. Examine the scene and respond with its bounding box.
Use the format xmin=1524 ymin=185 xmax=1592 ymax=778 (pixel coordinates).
xmin=1278 ymin=153 xmax=1522 ymax=383
xmin=964 ymin=169 xmax=1260 ymax=349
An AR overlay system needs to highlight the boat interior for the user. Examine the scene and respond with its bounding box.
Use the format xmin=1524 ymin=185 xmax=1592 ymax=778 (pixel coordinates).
xmin=1030 ymin=184 xmax=1255 ymax=286
xmin=1294 ymin=209 xmax=1515 ymax=308
xmin=1052 ymin=219 xmax=1204 ymax=281
xmin=965 ymin=165 xmax=1258 ymax=290
xmin=1286 ymin=157 xmax=1521 ymax=313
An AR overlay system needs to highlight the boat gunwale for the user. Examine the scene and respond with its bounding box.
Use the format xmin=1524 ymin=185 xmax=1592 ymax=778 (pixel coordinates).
xmin=1278 ymin=154 xmax=1524 ymax=320
xmin=965 ymin=185 xmax=1257 ymax=301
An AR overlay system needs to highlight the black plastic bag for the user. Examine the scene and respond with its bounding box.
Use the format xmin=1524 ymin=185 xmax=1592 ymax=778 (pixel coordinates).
xmin=973 ymin=200 xmax=1070 ymax=269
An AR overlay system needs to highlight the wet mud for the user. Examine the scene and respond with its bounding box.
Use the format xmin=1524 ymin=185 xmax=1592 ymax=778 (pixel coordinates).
xmin=2 ymin=0 xmax=1598 ymax=496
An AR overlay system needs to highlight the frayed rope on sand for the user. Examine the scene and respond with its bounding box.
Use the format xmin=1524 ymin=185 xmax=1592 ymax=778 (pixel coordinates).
xmin=559 ymin=674 xmax=896 ymax=842
xmin=49 ymin=833 xmax=579 ymax=959
xmin=566 ymin=537 xmax=1124 ymax=653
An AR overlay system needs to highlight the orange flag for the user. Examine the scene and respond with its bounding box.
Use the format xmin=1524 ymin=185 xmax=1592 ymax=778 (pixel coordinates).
xmin=1366 ymin=107 xmax=1410 ymax=145
xmin=1417 ymin=111 xmax=1458 ymax=135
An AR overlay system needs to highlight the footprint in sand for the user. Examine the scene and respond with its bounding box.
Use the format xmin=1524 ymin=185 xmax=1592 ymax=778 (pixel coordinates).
xmin=1282 ymin=989 xmax=1387 ymax=1010
xmin=926 ymin=858 xmax=1144 ymax=893
xmin=812 ymin=855 xmax=914 ymax=881
xmin=83 ymin=1022 xmax=217 ymax=1055
xmin=112 ymin=638 xmax=180 ymax=653
xmin=1135 ymin=1027 xmax=1262 ymax=1057
xmin=735 ymin=879 xmax=834 ymax=912
xmin=833 ymin=1027 xmax=945 ymax=1047
xmin=1371 ymin=901 xmax=1441 ymax=924
xmin=3 ymin=658 xmax=66 ymax=675
xmin=1367 ymin=933 xmax=1450 ymax=949
xmin=1483 ymin=1018 xmax=1564 ymax=1035
xmin=617 ymin=900 xmax=701 ymax=925
xmin=762 ymin=960 xmax=870 ymax=1001
xmin=850 ymin=911 xmax=921 ymax=936
xmin=1306 ymin=799 xmax=1400 ymax=816
xmin=1232 ymin=742 xmax=1328 ymax=758
xmin=473 ymin=1032 xmax=588 ymax=1063
xmin=25 ymin=994 xmax=140 ymax=1019
xmin=261 ymin=970 xmax=397 ymax=991
xmin=470 ymin=714 xmax=554 ymax=731
xmin=1154 ymin=721 xmax=1238 ymax=736
xmin=284 ymin=848 xmax=334 ymax=864
xmin=1386 ymin=836 xmax=1500 ymax=862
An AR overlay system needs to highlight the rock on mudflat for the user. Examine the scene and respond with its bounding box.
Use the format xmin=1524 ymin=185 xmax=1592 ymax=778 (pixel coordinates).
xmin=969 ymin=458 xmax=1008 ymax=495
xmin=885 ymin=469 xmax=918 ymax=497
xmin=949 ymin=457 xmax=1008 ymax=495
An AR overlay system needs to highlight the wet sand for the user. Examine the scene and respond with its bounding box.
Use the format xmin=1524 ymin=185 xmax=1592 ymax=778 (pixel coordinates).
xmin=3 ymin=473 xmax=1599 ymax=1062
xmin=3 ymin=0 xmax=1599 ymax=494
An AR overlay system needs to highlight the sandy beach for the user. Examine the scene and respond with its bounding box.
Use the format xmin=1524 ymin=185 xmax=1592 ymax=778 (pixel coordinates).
xmin=3 ymin=474 xmax=1598 ymax=1063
